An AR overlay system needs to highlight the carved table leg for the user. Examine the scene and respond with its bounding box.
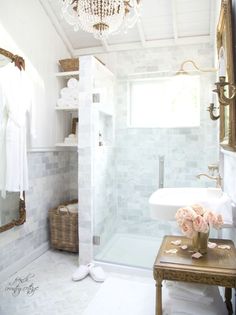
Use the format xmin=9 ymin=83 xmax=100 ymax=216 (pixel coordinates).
xmin=225 ymin=287 xmax=233 ymax=315
xmin=156 ymin=279 xmax=162 ymax=315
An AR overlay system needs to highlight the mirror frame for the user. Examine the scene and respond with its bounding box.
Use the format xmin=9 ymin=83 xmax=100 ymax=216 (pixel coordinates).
xmin=0 ymin=193 xmax=26 ymax=233
xmin=217 ymin=0 xmax=236 ymax=151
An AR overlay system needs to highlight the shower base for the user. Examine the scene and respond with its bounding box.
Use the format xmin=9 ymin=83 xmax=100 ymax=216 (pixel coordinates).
xmin=94 ymin=233 xmax=163 ymax=269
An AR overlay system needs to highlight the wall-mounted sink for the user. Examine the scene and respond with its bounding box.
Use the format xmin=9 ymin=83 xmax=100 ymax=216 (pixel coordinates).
xmin=149 ymin=187 xmax=232 ymax=224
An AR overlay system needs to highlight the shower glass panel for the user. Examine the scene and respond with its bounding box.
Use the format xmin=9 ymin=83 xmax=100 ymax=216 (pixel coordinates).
xmin=93 ymin=71 xmax=218 ymax=270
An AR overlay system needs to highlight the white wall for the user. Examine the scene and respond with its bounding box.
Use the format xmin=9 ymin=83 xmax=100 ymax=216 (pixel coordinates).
xmin=0 ymin=0 xmax=73 ymax=280
xmin=0 ymin=0 xmax=70 ymax=148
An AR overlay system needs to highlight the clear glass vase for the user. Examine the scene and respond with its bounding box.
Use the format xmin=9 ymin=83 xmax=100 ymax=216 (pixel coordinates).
xmin=192 ymin=231 xmax=209 ymax=254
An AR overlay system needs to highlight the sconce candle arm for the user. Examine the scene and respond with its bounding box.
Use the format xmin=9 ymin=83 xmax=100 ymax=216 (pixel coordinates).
xmin=207 ymin=103 xmax=220 ymax=120
xmin=213 ymin=76 xmax=236 ymax=106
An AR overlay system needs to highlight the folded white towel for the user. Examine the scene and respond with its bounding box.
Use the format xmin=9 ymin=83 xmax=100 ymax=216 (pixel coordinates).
xmin=64 ymin=133 xmax=77 ymax=144
xmin=60 ymin=87 xmax=70 ymax=97
xmin=166 ymin=281 xmax=208 ymax=296
xmin=168 ymin=288 xmax=213 ymax=305
xmin=57 ymin=98 xmax=69 ymax=107
xmin=61 ymin=87 xmax=79 ymax=100
xmin=67 ymin=87 xmax=79 ymax=99
xmin=170 ymin=298 xmax=226 ymax=315
xmin=57 ymin=97 xmax=78 ymax=107
xmin=168 ymin=286 xmax=227 ymax=315
xmin=67 ymin=78 xmax=79 ymax=89
xmin=62 ymin=95 xmax=75 ymax=103
xmin=67 ymin=203 xmax=78 ymax=213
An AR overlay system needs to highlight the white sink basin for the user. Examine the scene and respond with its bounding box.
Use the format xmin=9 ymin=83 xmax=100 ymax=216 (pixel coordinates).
xmin=149 ymin=187 xmax=232 ymax=223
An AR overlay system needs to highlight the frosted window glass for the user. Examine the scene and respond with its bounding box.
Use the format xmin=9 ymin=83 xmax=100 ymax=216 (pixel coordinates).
xmin=129 ymin=76 xmax=200 ymax=128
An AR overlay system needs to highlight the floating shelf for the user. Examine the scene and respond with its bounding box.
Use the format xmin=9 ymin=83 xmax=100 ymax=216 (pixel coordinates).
xmin=55 ymin=143 xmax=77 ymax=147
xmin=55 ymin=70 xmax=79 ymax=78
xmin=55 ymin=106 xmax=78 ymax=111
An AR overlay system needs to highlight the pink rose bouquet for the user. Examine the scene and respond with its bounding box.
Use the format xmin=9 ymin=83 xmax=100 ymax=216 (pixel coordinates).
xmin=175 ymin=204 xmax=223 ymax=238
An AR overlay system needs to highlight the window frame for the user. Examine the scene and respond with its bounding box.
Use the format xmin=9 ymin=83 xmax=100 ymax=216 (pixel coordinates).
xmin=127 ymin=75 xmax=201 ymax=129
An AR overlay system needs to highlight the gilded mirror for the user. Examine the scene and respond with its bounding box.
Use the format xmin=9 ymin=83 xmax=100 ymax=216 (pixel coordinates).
xmin=217 ymin=0 xmax=236 ymax=151
xmin=0 ymin=192 xmax=26 ymax=233
xmin=0 ymin=47 xmax=26 ymax=233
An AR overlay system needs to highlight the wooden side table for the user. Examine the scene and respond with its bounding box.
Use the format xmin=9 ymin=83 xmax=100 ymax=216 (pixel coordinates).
xmin=153 ymin=235 xmax=236 ymax=315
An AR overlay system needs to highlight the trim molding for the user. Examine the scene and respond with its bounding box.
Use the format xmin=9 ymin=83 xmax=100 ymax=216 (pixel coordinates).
xmin=94 ymin=260 xmax=152 ymax=278
xmin=0 ymin=242 xmax=49 ymax=283
xmin=73 ymin=36 xmax=211 ymax=56
xmin=28 ymin=147 xmax=68 ymax=153
xmin=221 ymin=148 xmax=236 ymax=157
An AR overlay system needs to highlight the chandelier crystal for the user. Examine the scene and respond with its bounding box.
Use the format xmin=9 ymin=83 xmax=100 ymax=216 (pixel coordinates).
xmin=60 ymin=0 xmax=141 ymax=40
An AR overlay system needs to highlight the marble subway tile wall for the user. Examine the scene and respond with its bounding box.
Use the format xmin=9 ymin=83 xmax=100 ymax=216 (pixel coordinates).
xmin=69 ymin=151 xmax=79 ymax=200
xmin=114 ymin=44 xmax=219 ymax=235
xmin=0 ymin=150 xmax=78 ymax=273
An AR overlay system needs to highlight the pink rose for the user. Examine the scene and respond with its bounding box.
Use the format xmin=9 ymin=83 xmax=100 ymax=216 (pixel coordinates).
xmin=193 ymin=215 xmax=209 ymax=233
xmin=180 ymin=220 xmax=195 ymax=238
xmin=203 ymin=210 xmax=216 ymax=225
xmin=175 ymin=206 xmax=197 ymax=224
xmin=203 ymin=211 xmax=223 ymax=229
xmin=213 ymin=214 xmax=224 ymax=229
xmin=191 ymin=204 xmax=205 ymax=216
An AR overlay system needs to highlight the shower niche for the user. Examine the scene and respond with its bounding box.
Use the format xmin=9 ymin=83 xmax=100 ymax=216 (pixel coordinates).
xmin=97 ymin=111 xmax=114 ymax=147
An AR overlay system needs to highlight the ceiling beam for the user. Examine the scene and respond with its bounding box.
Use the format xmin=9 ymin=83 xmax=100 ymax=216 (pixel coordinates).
xmin=136 ymin=18 xmax=146 ymax=47
xmin=73 ymin=35 xmax=211 ymax=56
xmin=171 ymin=0 xmax=178 ymax=41
xmin=101 ymin=39 xmax=110 ymax=52
xmin=39 ymin=0 xmax=74 ymax=56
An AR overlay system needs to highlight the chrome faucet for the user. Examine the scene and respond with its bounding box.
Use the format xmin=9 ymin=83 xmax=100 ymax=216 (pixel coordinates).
xmin=196 ymin=173 xmax=223 ymax=188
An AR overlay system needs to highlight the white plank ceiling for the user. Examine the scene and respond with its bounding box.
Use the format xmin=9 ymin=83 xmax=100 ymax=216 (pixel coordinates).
xmin=40 ymin=0 xmax=215 ymax=56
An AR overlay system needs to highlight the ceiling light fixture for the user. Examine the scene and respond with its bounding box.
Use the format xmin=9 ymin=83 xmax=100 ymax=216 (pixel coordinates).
xmin=60 ymin=0 xmax=141 ymax=40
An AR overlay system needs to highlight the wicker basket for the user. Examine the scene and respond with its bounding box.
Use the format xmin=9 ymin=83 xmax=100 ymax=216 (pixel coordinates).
xmin=49 ymin=200 xmax=79 ymax=253
xmin=59 ymin=58 xmax=79 ymax=72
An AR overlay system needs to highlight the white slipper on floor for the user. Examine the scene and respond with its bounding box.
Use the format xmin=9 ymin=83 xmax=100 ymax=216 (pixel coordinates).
xmin=72 ymin=265 xmax=89 ymax=281
xmin=88 ymin=263 xmax=106 ymax=282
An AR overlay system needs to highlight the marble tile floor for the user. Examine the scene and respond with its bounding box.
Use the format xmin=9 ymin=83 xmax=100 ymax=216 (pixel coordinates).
xmin=0 ymin=249 xmax=155 ymax=315
xmin=0 ymin=249 xmax=229 ymax=315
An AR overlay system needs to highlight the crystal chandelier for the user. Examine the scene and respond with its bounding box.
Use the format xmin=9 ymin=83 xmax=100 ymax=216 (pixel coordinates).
xmin=60 ymin=0 xmax=141 ymax=40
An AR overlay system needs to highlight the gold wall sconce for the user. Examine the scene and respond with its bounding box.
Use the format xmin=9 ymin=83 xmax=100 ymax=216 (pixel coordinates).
xmin=213 ymin=76 xmax=236 ymax=107
xmin=213 ymin=45 xmax=236 ymax=107
xmin=176 ymin=59 xmax=216 ymax=75
xmin=207 ymin=103 xmax=220 ymax=121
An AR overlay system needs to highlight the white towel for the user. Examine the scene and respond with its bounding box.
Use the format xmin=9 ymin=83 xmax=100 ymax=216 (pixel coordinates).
xmin=168 ymin=288 xmax=213 ymax=305
xmin=57 ymin=96 xmax=78 ymax=107
xmin=62 ymin=95 xmax=75 ymax=103
xmin=67 ymin=203 xmax=78 ymax=213
xmin=60 ymin=87 xmax=70 ymax=97
xmin=166 ymin=281 xmax=208 ymax=296
xmin=57 ymin=98 xmax=69 ymax=107
xmin=67 ymin=87 xmax=79 ymax=99
xmin=170 ymin=298 xmax=226 ymax=315
xmin=167 ymin=286 xmax=227 ymax=315
xmin=61 ymin=87 xmax=79 ymax=99
xmin=67 ymin=77 xmax=79 ymax=89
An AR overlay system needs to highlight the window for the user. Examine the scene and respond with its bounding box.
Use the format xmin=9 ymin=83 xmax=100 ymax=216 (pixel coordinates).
xmin=128 ymin=75 xmax=200 ymax=128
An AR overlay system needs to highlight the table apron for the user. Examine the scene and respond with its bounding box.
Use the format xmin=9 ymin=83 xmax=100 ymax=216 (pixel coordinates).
xmin=154 ymin=269 xmax=236 ymax=287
